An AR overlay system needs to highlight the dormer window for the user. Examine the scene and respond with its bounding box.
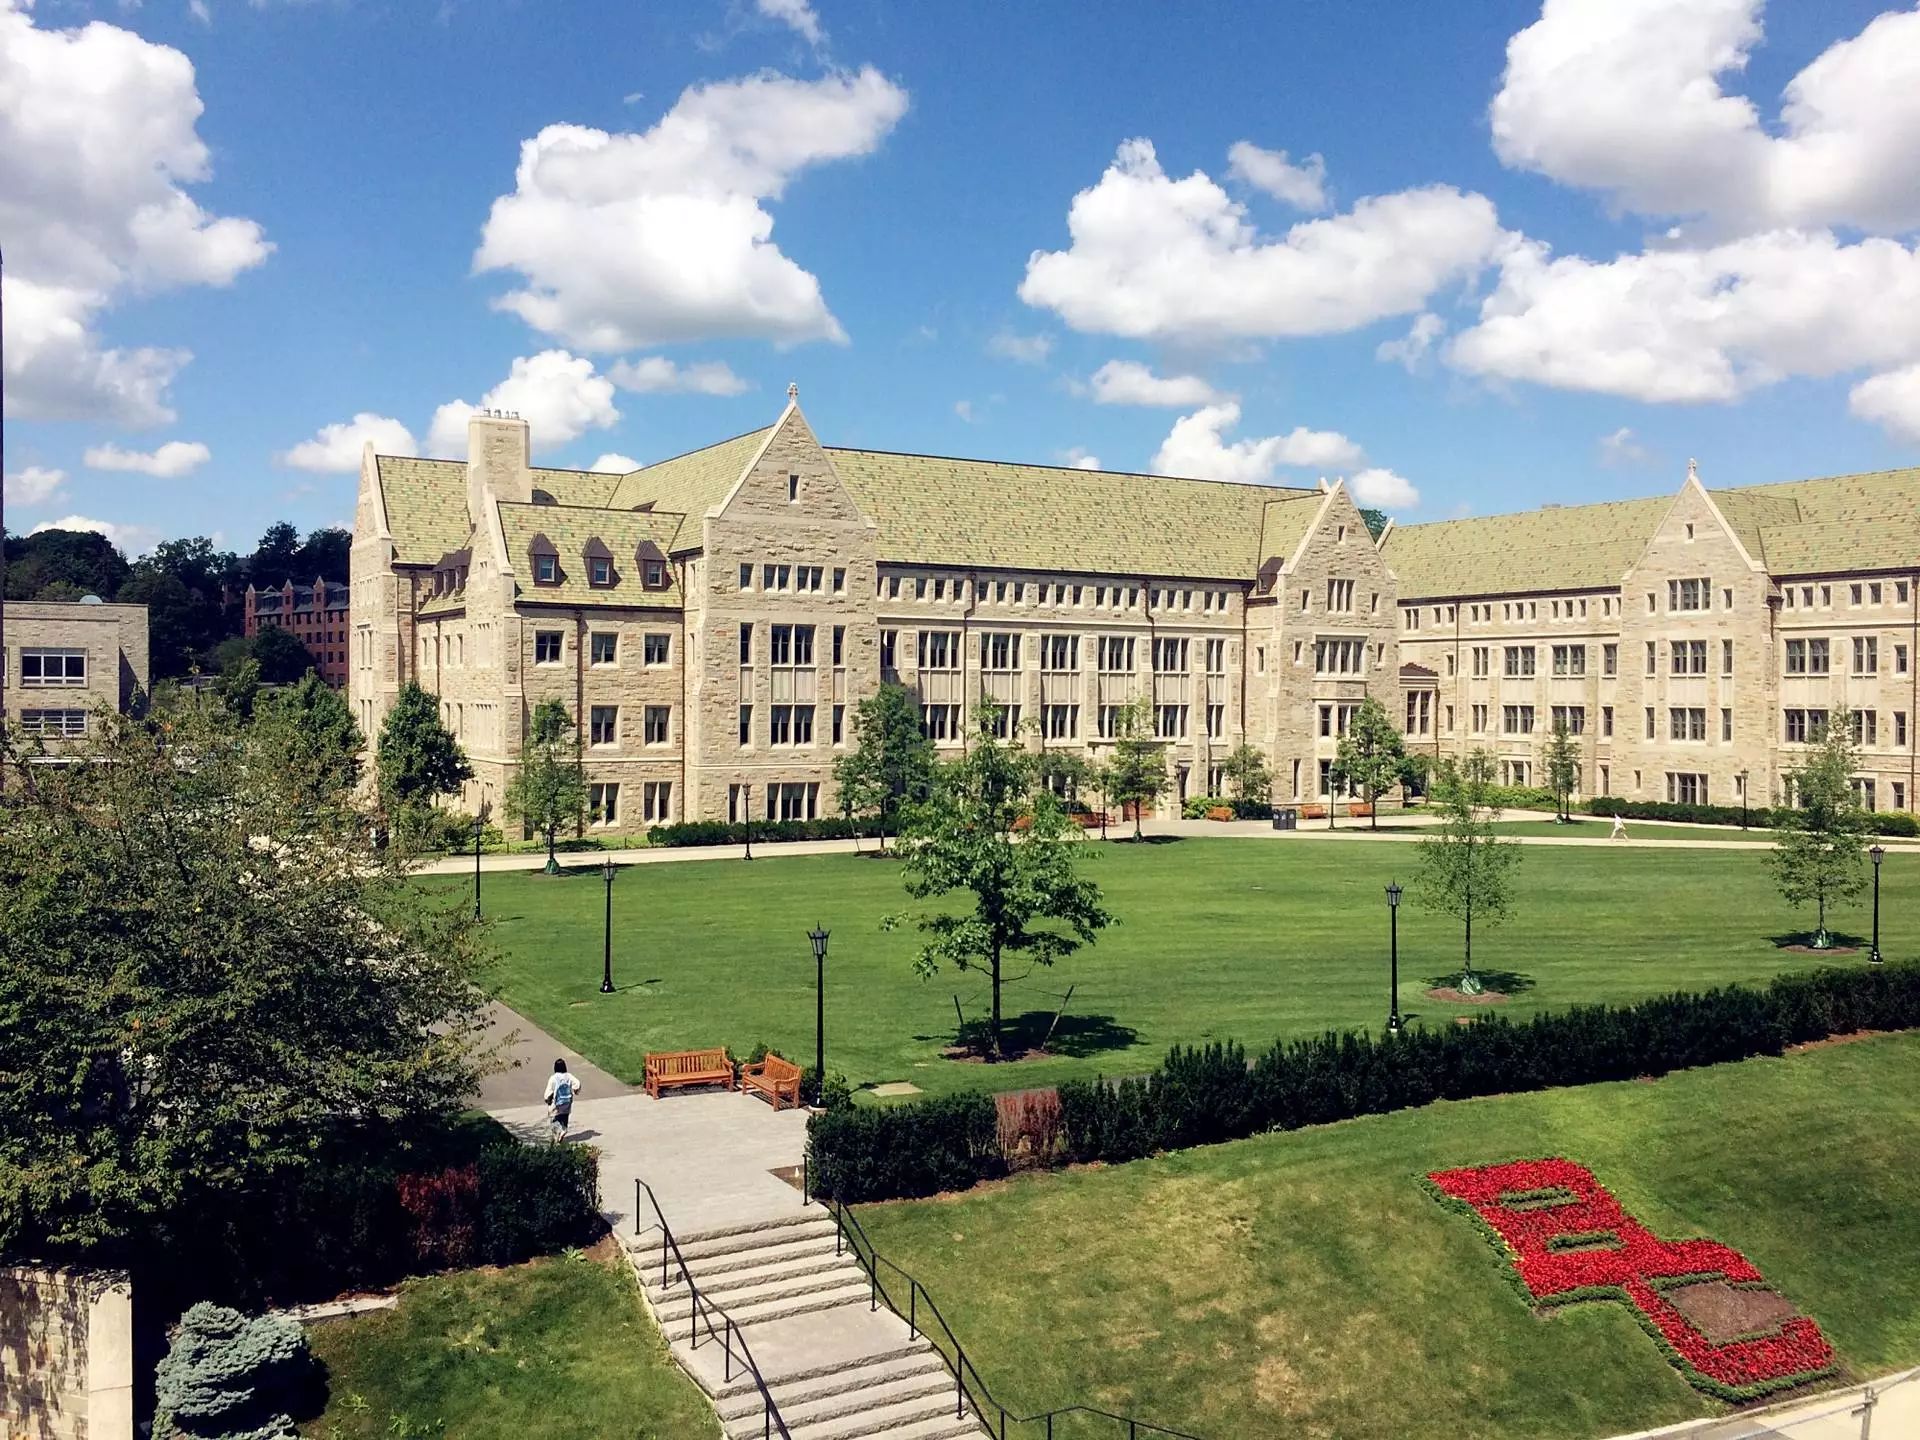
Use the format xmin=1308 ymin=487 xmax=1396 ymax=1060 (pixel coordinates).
xmin=591 ymin=557 xmax=612 ymax=587
xmin=644 ymin=560 xmax=666 ymax=588
xmin=635 ymin=539 xmax=671 ymax=590
xmin=535 ymin=554 xmax=557 ymax=584
xmin=583 ymin=537 xmax=615 ymax=588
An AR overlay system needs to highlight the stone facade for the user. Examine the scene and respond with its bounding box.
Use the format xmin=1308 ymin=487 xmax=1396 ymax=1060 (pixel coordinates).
xmin=350 ymin=406 xmax=1919 ymax=827
xmin=0 ymin=1266 xmax=133 ymax=1440
xmin=1 ymin=600 xmax=149 ymax=748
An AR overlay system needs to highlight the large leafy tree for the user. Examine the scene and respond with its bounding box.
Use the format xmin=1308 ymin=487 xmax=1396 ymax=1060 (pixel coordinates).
xmin=247 ymin=625 xmax=320 ymax=684
xmin=293 ymin=526 xmax=352 ymax=582
xmin=247 ymin=522 xmax=304 ymax=590
xmin=3 ymin=528 xmax=132 ymax=600
xmin=119 ymin=536 xmax=245 ymax=676
xmin=1771 ymin=707 xmax=1870 ymax=948
xmin=1415 ymin=749 xmax=1523 ymax=988
xmin=376 ymin=681 xmax=472 ymax=844
xmin=893 ymin=703 xmax=1111 ymax=1059
xmin=1102 ymin=697 xmax=1168 ymax=839
xmin=0 ymin=704 xmax=490 ymax=1260
xmin=832 ymin=682 xmax=935 ymax=852
xmin=1329 ymin=695 xmax=1407 ymax=829
xmin=254 ymin=670 xmax=364 ymax=801
xmin=1221 ymin=743 xmax=1273 ymax=810
xmin=504 ymin=699 xmax=587 ymax=874
xmin=1543 ymin=717 xmax=1582 ymax=822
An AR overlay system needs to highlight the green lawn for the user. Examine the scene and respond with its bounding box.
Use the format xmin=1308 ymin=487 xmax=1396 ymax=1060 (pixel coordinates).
xmin=301 ymin=1248 xmax=718 ymax=1440
xmin=443 ymin=837 xmax=1920 ymax=1099
xmin=857 ymin=1034 xmax=1920 ymax=1440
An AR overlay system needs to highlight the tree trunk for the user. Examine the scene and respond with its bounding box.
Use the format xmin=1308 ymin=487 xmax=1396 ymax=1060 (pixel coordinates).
xmin=544 ymin=827 xmax=559 ymax=876
xmin=1133 ymin=803 xmax=1142 ymax=841
xmin=1370 ymin=793 xmax=1378 ymax=830
xmin=1464 ymin=903 xmax=1473 ymax=973
xmin=990 ymin=943 xmax=1004 ymax=1059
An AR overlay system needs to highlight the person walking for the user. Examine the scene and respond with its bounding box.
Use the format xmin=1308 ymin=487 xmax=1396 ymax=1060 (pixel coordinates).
xmin=544 ymin=1058 xmax=581 ymax=1142
xmin=1609 ymin=813 xmax=1628 ymax=842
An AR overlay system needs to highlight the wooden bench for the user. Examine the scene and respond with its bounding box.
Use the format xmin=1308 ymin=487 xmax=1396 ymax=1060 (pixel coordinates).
xmin=741 ymin=1053 xmax=804 ymax=1111
xmin=1204 ymin=805 xmax=1235 ymax=822
xmin=1348 ymin=802 xmax=1374 ymax=819
xmin=1299 ymin=803 xmax=1328 ymax=820
xmin=644 ymin=1048 xmax=734 ymax=1099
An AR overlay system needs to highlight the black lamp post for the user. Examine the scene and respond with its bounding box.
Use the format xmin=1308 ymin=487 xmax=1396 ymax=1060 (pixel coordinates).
xmin=1385 ymin=881 xmax=1404 ymax=1033
xmin=600 ymin=857 xmax=617 ymax=993
xmin=471 ymin=816 xmax=484 ymax=920
xmin=743 ymin=783 xmax=754 ymax=861
xmin=1869 ymin=845 xmax=1885 ymax=965
xmin=807 ymin=925 xmax=830 ymax=1086
xmin=1740 ymin=771 xmax=1751 ymax=830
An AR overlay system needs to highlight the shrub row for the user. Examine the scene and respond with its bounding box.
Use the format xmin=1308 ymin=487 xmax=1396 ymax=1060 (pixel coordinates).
xmin=1179 ymin=797 xmax=1275 ymax=820
xmin=647 ymin=816 xmax=861 ymax=848
xmin=1587 ymin=796 xmax=1920 ymax=837
xmin=806 ymin=962 xmax=1920 ymax=1203
xmin=146 ymin=1124 xmax=600 ymax=1312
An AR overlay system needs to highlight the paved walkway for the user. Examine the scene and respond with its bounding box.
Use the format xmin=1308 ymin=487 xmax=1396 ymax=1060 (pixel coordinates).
xmin=1607 ymin=1366 xmax=1920 ymax=1438
xmin=469 ymin=999 xmax=631 ymax=1112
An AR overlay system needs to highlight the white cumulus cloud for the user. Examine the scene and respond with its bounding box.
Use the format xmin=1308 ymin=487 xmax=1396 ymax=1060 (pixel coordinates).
xmin=591 ymin=453 xmax=642 ymax=473
xmin=1085 ymin=360 xmax=1222 ymax=408
xmin=1599 ymin=426 xmax=1654 ymax=467
xmin=428 ymin=351 xmax=620 ymax=457
xmin=755 ymin=0 xmax=823 ymax=46
xmin=1375 ymin=313 xmax=1446 ymax=372
xmin=1447 ymin=229 xmax=1920 ymax=404
xmin=1060 ymin=447 xmax=1102 ymax=470
xmin=1020 ymin=139 xmax=1507 ymax=344
xmin=3 ymin=465 xmax=67 ymax=506
xmin=1152 ymin=402 xmax=1364 ymax=484
xmin=1348 ymin=467 xmax=1420 ymax=508
xmin=474 ymin=67 xmax=907 ymax=350
xmin=1226 ymin=140 xmax=1328 ymax=210
xmin=280 ymin=414 xmax=420 ymax=473
xmin=608 ymin=356 xmax=751 ymax=395
xmin=0 ymin=0 xmax=270 ymax=424
xmin=1849 ymin=364 xmax=1920 ymax=446
xmin=1491 ymin=0 xmax=1920 ymax=235
xmin=29 ymin=514 xmax=160 ymax=557
xmin=83 ymin=440 xmax=210 ymax=477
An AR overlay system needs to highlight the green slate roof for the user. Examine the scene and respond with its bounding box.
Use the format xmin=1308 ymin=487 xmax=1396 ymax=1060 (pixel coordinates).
xmin=375 ymin=457 xmax=471 ymax=565
xmin=609 ymin=427 xmax=773 ymax=528
xmin=1385 ymin=466 xmax=1920 ymax=598
xmin=496 ymin=502 xmax=685 ymax=608
xmin=827 ymin=448 xmax=1317 ymax=579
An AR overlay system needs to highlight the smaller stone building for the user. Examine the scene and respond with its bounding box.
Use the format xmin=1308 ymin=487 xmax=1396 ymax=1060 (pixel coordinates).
xmin=2 ymin=597 xmax=150 ymax=746
xmin=245 ymin=577 xmax=350 ymax=686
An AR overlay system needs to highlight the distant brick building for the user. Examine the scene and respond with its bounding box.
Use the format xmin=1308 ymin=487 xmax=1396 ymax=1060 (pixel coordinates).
xmin=245 ymin=578 xmax=350 ymax=686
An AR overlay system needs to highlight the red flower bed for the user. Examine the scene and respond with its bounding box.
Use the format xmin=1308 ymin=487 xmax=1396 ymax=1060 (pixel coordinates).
xmin=1426 ymin=1158 xmax=1834 ymax=1399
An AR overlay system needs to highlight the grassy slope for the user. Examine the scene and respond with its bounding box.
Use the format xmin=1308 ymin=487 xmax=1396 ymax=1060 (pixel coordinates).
xmin=443 ymin=838 xmax=1919 ymax=1098
xmin=301 ymin=1249 xmax=719 ymax=1440
xmin=857 ymin=1035 xmax=1920 ymax=1440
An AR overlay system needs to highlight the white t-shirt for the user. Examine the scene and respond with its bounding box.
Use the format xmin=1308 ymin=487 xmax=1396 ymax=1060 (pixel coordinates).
xmin=544 ymin=1072 xmax=581 ymax=1108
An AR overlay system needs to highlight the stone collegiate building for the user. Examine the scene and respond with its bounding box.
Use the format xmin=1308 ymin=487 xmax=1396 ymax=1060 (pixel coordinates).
xmin=2 ymin=598 xmax=150 ymax=748
xmin=349 ymin=394 xmax=1919 ymax=828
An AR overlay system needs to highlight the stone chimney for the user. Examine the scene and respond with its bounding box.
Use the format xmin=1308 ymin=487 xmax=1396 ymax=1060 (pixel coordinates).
xmin=467 ymin=411 xmax=532 ymax=523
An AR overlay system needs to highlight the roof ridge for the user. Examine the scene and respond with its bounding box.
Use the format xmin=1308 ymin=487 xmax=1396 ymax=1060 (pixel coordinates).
xmin=499 ymin=498 xmax=688 ymax=518
xmin=822 ymin=444 xmax=1320 ymax=496
xmin=637 ymin=424 xmax=775 ymax=473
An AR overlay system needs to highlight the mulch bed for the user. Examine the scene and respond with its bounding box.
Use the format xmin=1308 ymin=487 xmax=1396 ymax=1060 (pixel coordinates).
xmin=1787 ymin=1028 xmax=1891 ymax=1054
xmin=1666 ymin=1280 xmax=1799 ymax=1344
xmin=1425 ymin=986 xmax=1512 ymax=1005
xmin=1777 ymin=943 xmax=1861 ymax=955
xmin=940 ymin=1045 xmax=1051 ymax=1063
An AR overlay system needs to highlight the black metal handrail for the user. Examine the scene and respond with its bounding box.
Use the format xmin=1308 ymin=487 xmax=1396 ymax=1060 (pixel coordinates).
xmin=826 ymin=1196 xmax=1205 ymax=1440
xmin=634 ymin=1178 xmax=792 ymax=1440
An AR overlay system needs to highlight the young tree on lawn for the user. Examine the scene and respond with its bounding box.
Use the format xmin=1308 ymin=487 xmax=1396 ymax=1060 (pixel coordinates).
xmin=253 ymin=670 xmax=364 ymax=803
xmin=0 ymin=705 xmax=490 ymax=1261
xmin=504 ymin=699 xmax=587 ymax=875
xmin=1544 ymin=717 xmax=1582 ymax=822
xmin=376 ymin=681 xmax=472 ymax=847
xmin=832 ymin=682 xmax=935 ymax=852
xmin=1103 ymin=697 xmax=1168 ymax=839
xmin=1222 ymin=742 xmax=1273 ymax=813
xmin=1771 ymin=707 xmax=1870 ymax=948
xmin=1036 ymin=748 xmax=1094 ymax=813
xmin=1330 ymin=696 xmax=1406 ymax=829
xmin=1415 ymin=749 xmax=1522 ymax=990
xmin=893 ymin=703 xmax=1111 ymax=1059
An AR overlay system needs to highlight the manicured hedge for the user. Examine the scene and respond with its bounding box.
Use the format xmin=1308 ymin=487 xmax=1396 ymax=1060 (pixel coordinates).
xmin=1587 ymin=796 xmax=1920 ymax=837
xmin=647 ymin=817 xmax=861 ymax=848
xmin=807 ymin=962 xmax=1920 ymax=1202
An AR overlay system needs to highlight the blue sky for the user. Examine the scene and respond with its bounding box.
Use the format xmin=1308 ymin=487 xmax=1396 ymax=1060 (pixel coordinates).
xmin=4 ymin=0 xmax=1919 ymax=557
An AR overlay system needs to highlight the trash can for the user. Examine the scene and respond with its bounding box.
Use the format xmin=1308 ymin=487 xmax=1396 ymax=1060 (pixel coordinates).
xmin=1272 ymin=808 xmax=1298 ymax=831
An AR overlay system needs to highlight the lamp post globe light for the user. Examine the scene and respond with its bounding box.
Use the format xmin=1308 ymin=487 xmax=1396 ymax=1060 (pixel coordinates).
xmin=1739 ymin=771 xmax=1751 ymax=830
xmin=743 ymin=783 xmax=754 ymax=861
xmin=600 ymin=857 xmax=617 ymax=994
xmin=1385 ymin=881 xmax=1404 ymax=1033
xmin=1869 ymin=845 xmax=1885 ymax=965
xmin=807 ymin=925 xmax=830 ymax=1090
xmin=471 ymin=815 xmax=485 ymax=920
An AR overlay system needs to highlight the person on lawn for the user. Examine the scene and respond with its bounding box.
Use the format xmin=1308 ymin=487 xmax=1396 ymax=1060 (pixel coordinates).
xmin=1609 ymin=813 xmax=1628 ymax=842
xmin=544 ymin=1058 xmax=580 ymax=1141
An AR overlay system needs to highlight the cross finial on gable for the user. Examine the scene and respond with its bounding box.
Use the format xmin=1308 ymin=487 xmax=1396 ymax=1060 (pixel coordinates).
xmin=1687 ymin=457 xmax=1699 ymax=483
xmin=787 ymin=382 xmax=799 ymax=400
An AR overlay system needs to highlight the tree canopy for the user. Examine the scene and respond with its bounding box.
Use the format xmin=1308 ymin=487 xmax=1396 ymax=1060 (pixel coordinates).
xmin=832 ymin=682 xmax=935 ymax=850
xmin=376 ymin=682 xmax=472 ymax=841
xmin=1102 ymin=697 xmax=1168 ymax=839
xmin=1415 ymin=749 xmax=1523 ymax=986
xmin=1771 ymin=707 xmax=1870 ymax=947
xmin=254 ymin=670 xmax=364 ymax=802
xmin=1330 ymin=696 xmax=1407 ymax=828
xmin=0 ymin=702 xmax=491 ymax=1260
xmin=893 ymin=704 xmax=1111 ymax=1058
xmin=1544 ymin=718 xmax=1582 ymax=822
xmin=504 ymin=698 xmax=587 ymax=872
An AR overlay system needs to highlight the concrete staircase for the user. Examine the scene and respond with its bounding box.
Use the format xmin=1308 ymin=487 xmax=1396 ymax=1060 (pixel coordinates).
xmin=627 ymin=1209 xmax=987 ymax=1440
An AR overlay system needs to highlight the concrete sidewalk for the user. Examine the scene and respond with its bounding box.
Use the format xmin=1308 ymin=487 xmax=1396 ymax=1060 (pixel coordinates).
xmin=1607 ymin=1366 xmax=1920 ymax=1439
xmin=468 ymin=999 xmax=631 ymax=1112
